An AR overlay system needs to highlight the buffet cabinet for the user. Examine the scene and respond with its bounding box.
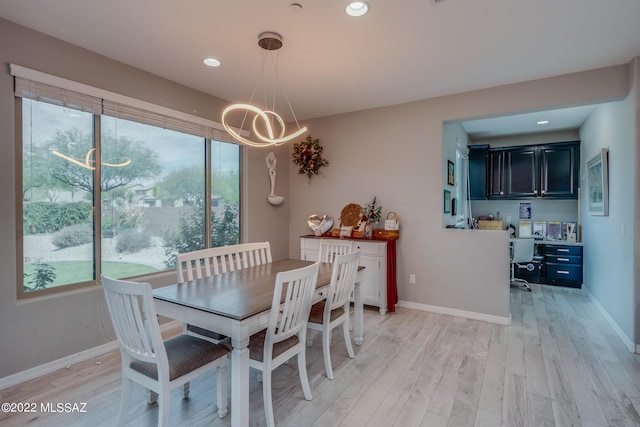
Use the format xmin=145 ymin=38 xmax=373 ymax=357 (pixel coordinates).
xmin=300 ymin=237 xmax=389 ymax=314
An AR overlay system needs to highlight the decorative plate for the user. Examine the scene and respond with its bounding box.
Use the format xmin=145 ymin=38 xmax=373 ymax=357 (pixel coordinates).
xmin=340 ymin=203 xmax=362 ymax=227
xmin=307 ymin=214 xmax=333 ymax=234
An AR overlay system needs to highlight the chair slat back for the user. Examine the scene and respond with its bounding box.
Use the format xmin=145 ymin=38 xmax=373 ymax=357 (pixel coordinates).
xmin=176 ymin=247 xmax=238 ymax=281
xmin=327 ymin=251 xmax=360 ymax=310
xmin=232 ymin=242 xmax=273 ymax=269
xmin=318 ymin=239 xmax=353 ymax=263
xmin=512 ymin=238 xmax=535 ymax=264
xmin=101 ymin=275 xmax=165 ymax=365
xmin=267 ymin=262 xmax=319 ymax=346
xmin=176 ymin=242 xmax=273 ymax=282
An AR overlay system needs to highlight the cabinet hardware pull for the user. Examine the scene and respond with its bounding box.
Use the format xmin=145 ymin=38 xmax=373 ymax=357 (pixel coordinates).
xmin=558 ymin=258 xmax=570 ymax=262
xmin=557 ymin=248 xmax=569 ymax=252
xmin=558 ymin=270 xmax=569 ymax=274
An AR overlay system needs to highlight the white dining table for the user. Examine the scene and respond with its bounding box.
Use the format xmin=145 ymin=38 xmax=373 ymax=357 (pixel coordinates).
xmin=152 ymin=258 xmax=364 ymax=427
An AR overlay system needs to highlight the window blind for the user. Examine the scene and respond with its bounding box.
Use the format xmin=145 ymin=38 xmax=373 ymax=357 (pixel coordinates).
xmin=102 ymin=100 xmax=235 ymax=143
xmin=14 ymin=76 xmax=102 ymax=114
xmin=11 ymin=63 xmax=241 ymax=144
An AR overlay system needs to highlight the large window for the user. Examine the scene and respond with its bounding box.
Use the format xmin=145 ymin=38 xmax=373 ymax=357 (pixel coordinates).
xmin=19 ymin=94 xmax=240 ymax=297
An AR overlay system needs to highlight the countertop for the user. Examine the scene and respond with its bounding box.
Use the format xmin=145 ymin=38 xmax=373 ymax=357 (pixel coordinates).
xmin=511 ymin=238 xmax=583 ymax=247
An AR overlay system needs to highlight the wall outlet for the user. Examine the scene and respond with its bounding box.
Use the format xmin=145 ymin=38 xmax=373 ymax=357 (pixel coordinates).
xmin=409 ymin=274 xmax=416 ymax=284
xmin=506 ymin=216 xmax=512 ymax=223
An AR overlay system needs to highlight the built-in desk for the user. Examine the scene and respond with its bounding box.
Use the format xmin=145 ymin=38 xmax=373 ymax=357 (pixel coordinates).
xmin=515 ymin=239 xmax=583 ymax=288
xmin=536 ymin=239 xmax=584 ymax=247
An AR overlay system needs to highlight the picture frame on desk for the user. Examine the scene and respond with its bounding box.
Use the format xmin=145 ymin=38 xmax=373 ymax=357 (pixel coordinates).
xmin=547 ymin=221 xmax=562 ymax=240
xmin=533 ymin=220 xmax=547 ymax=239
xmin=564 ymin=222 xmax=577 ymax=241
xmin=518 ymin=220 xmax=532 ymax=238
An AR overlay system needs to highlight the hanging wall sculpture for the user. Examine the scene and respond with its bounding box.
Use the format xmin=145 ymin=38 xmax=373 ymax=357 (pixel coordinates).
xmin=266 ymin=152 xmax=284 ymax=205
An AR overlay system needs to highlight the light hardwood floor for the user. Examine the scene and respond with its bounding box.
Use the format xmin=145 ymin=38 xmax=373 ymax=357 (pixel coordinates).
xmin=2 ymin=283 xmax=640 ymax=427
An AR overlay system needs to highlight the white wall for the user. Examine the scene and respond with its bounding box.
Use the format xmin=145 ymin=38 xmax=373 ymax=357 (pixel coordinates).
xmin=579 ymin=61 xmax=638 ymax=347
xmin=243 ymin=143 xmax=291 ymax=260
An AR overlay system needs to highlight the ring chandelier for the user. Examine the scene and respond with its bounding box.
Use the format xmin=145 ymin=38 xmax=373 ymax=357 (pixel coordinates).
xmin=221 ymin=32 xmax=308 ymax=148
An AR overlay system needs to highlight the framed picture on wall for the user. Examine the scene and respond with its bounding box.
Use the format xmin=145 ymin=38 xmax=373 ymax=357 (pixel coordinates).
xmin=443 ymin=189 xmax=451 ymax=213
xmin=587 ymin=148 xmax=609 ymax=216
xmin=447 ymin=160 xmax=455 ymax=186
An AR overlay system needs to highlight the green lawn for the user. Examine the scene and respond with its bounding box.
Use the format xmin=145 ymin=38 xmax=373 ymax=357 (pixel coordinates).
xmin=24 ymin=260 xmax=160 ymax=289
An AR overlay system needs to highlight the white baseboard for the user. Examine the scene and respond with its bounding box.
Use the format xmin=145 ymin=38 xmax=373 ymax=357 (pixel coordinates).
xmin=583 ymin=288 xmax=636 ymax=354
xmin=397 ymin=300 xmax=511 ymax=325
xmin=0 ymin=320 xmax=182 ymax=391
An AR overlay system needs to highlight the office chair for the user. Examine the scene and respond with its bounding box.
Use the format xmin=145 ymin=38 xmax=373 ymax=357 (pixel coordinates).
xmin=511 ymin=238 xmax=534 ymax=292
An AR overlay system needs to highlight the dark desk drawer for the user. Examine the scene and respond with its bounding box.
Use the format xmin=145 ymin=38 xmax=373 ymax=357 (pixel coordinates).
xmin=546 ymin=263 xmax=582 ymax=282
xmin=545 ymin=254 xmax=581 ymax=264
xmin=544 ymin=245 xmax=582 ymax=257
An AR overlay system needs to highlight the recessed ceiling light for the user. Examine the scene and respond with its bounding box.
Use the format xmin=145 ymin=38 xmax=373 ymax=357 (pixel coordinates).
xmin=203 ymin=57 xmax=221 ymax=67
xmin=537 ymin=120 xmax=549 ymax=125
xmin=346 ymin=1 xmax=370 ymax=17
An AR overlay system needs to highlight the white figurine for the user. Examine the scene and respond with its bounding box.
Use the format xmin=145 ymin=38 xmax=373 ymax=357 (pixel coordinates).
xmin=266 ymin=152 xmax=284 ymax=205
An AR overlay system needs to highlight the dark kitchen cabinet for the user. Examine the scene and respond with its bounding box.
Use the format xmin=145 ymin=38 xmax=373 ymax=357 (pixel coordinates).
xmin=468 ymin=145 xmax=488 ymax=200
xmin=478 ymin=141 xmax=579 ymax=200
xmin=539 ymin=142 xmax=579 ymax=198
xmin=505 ymin=146 xmax=538 ymax=198
xmin=488 ymin=149 xmax=505 ymax=198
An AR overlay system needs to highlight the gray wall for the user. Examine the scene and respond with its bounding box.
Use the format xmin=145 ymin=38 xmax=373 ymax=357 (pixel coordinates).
xmin=0 ymin=18 xmax=290 ymax=377
xmin=286 ymin=59 xmax=634 ymax=339
xmin=579 ymin=58 xmax=638 ymax=346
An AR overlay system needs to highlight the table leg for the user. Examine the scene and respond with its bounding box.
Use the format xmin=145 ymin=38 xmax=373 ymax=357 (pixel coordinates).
xmin=231 ymin=324 xmax=250 ymax=427
xmin=353 ymin=280 xmax=363 ymax=345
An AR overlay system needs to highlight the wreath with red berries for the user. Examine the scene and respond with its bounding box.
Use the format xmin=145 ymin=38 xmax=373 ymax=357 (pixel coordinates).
xmin=291 ymin=135 xmax=329 ymax=181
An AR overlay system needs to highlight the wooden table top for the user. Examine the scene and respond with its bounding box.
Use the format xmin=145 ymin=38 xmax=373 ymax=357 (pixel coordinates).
xmin=153 ymin=259 xmax=334 ymax=321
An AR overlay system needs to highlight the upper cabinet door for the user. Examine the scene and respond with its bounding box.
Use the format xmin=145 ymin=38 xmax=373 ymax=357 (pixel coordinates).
xmin=506 ymin=147 xmax=538 ymax=198
xmin=488 ymin=150 xmax=505 ymax=198
xmin=468 ymin=145 xmax=488 ymax=200
xmin=540 ymin=142 xmax=579 ymax=198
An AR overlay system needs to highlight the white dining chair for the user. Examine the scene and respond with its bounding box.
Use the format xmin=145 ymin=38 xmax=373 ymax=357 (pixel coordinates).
xmin=177 ymin=242 xmax=272 ymax=282
xmin=307 ymin=251 xmax=360 ymax=379
xmin=230 ymin=241 xmax=273 ymax=268
xmin=101 ymin=275 xmax=229 ymax=427
xmin=176 ymin=242 xmax=273 ymax=344
xmin=247 ymin=262 xmax=319 ymax=427
xmin=317 ymin=239 xmax=353 ymax=263
xmin=176 ymin=246 xmax=239 ymax=281
xmin=176 ymin=246 xmax=238 ymax=345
